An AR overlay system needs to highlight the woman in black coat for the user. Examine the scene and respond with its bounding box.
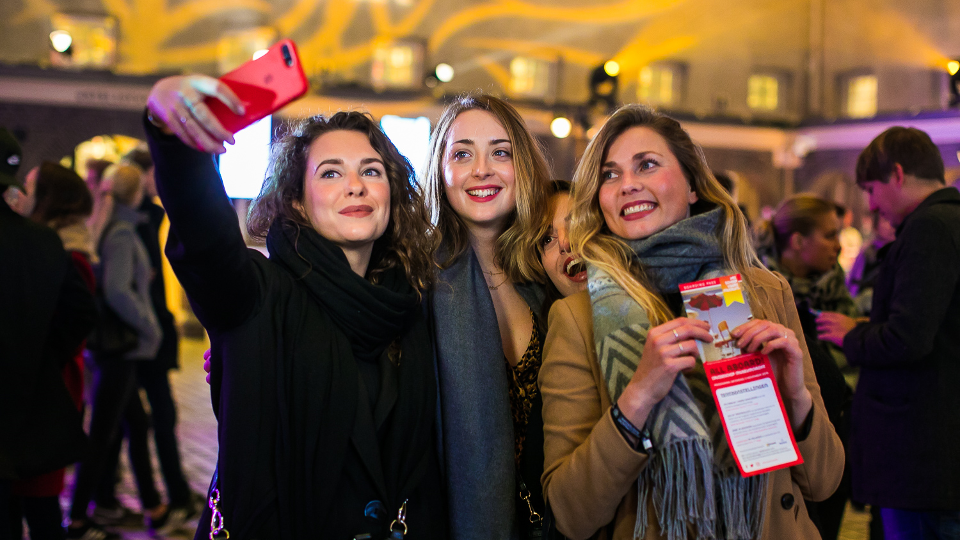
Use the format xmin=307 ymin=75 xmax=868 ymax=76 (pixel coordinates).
xmin=145 ymin=76 xmax=446 ymax=540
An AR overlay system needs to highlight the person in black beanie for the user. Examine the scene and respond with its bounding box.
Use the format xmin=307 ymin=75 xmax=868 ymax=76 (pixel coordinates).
xmin=0 ymin=128 xmax=96 ymax=540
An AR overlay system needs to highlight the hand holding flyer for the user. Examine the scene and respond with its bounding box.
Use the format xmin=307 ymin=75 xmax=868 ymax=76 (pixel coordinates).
xmin=680 ymin=274 xmax=754 ymax=362
xmin=680 ymin=274 xmax=803 ymax=476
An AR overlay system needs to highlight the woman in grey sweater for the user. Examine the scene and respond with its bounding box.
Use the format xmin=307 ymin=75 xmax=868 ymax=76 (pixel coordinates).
xmin=67 ymin=163 xmax=166 ymax=540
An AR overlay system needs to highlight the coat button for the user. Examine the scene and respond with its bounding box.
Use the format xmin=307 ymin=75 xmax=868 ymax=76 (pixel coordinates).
xmin=364 ymin=500 xmax=387 ymax=521
xmin=780 ymin=493 xmax=795 ymax=510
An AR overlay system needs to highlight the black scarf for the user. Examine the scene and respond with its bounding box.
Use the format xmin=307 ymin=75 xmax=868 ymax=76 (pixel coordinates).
xmin=265 ymin=220 xmax=436 ymax=537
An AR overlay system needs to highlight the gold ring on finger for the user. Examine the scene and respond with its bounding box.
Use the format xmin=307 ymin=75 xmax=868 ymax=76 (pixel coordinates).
xmin=678 ymin=342 xmax=683 ymax=353
xmin=673 ymin=329 xmax=679 ymax=340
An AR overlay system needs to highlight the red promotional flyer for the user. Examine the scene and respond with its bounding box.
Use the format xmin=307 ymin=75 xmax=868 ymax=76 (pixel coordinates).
xmin=703 ymin=352 xmax=803 ymax=476
xmin=681 ymin=274 xmax=803 ymax=476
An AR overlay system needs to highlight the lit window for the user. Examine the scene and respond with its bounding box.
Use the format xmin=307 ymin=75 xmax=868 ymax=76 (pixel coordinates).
xmin=748 ymin=74 xmax=779 ymax=111
xmin=49 ymin=13 xmax=117 ymax=69
xmin=380 ymin=116 xmax=431 ymax=184
xmin=638 ymin=64 xmax=678 ymax=106
xmin=846 ymin=75 xmax=878 ymax=118
xmin=509 ymin=56 xmax=555 ymax=99
xmin=371 ymin=41 xmax=424 ymax=90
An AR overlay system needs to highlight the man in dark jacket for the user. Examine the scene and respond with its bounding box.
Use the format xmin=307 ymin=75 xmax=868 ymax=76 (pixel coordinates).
xmin=819 ymin=126 xmax=960 ymax=539
xmin=0 ymin=128 xmax=96 ymax=540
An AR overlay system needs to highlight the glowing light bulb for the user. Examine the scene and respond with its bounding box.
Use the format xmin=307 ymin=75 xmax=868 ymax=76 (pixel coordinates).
xmin=603 ymin=60 xmax=620 ymax=77
xmin=948 ymin=61 xmax=960 ymax=76
xmin=435 ymin=63 xmax=455 ymax=83
xmin=550 ymin=117 xmax=572 ymax=139
xmin=50 ymin=31 xmax=72 ymax=53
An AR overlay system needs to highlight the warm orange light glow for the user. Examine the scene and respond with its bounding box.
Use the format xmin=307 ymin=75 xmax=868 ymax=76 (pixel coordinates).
xmin=949 ymin=61 xmax=960 ymax=76
xmin=603 ymin=60 xmax=620 ymax=77
xmin=550 ymin=117 xmax=572 ymax=139
xmin=49 ymin=30 xmax=72 ymax=53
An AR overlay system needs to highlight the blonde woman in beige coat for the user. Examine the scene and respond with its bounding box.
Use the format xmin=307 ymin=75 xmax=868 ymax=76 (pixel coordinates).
xmin=540 ymin=105 xmax=843 ymax=540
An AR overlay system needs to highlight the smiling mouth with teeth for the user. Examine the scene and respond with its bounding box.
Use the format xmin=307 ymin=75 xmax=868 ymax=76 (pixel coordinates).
xmin=622 ymin=202 xmax=656 ymax=216
xmin=565 ymin=257 xmax=586 ymax=278
xmin=467 ymin=187 xmax=501 ymax=198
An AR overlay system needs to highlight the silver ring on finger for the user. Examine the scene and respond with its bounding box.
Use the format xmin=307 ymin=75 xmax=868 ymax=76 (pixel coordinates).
xmin=673 ymin=329 xmax=680 ymax=340
xmin=184 ymin=98 xmax=201 ymax=118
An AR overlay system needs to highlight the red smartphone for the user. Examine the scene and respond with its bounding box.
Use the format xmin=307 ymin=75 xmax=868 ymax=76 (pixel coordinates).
xmin=205 ymin=39 xmax=308 ymax=134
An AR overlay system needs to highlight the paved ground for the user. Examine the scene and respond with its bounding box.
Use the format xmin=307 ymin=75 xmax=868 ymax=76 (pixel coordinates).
xmin=60 ymin=337 xmax=216 ymax=540
xmin=53 ymin=336 xmax=872 ymax=539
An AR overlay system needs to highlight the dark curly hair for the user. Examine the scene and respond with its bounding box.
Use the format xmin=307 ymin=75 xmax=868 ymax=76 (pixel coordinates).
xmin=247 ymin=111 xmax=437 ymax=292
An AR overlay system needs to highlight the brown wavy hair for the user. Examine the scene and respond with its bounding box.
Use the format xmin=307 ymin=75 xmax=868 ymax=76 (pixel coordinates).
xmin=569 ymin=104 xmax=766 ymax=325
xmin=766 ymin=194 xmax=843 ymax=255
xmin=30 ymin=162 xmax=93 ymax=229
xmin=422 ymin=94 xmax=550 ymax=284
xmin=247 ymin=111 xmax=437 ymax=292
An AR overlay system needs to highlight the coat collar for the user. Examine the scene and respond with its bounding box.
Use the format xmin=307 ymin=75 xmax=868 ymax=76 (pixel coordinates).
xmin=897 ymin=187 xmax=960 ymax=235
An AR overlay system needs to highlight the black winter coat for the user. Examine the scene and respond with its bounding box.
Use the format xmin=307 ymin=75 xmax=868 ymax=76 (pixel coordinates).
xmin=146 ymin=123 xmax=446 ymax=540
xmin=0 ymin=200 xmax=95 ymax=480
xmin=844 ymin=187 xmax=960 ymax=510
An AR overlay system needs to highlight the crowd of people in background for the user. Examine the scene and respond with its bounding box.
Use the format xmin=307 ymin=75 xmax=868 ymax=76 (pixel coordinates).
xmin=2 ymin=82 xmax=958 ymax=540
xmin=1 ymin=133 xmax=200 ymax=540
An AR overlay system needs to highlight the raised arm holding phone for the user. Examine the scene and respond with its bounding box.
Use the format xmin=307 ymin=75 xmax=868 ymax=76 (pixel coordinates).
xmin=143 ymin=42 xmax=447 ymax=538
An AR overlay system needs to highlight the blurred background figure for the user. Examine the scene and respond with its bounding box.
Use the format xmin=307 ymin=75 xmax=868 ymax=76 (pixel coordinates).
xmin=847 ymin=212 xmax=896 ymax=316
xmin=91 ymin=148 xmax=199 ymax=530
xmin=84 ymin=158 xmax=115 ymax=253
xmin=10 ymin=162 xmax=97 ymax=540
xmin=66 ymin=163 xmax=167 ymax=540
xmin=758 ymin=193 xmax=860 ymax=540
xmin=2 ymin=162 xmax=37 ymax=217
xmin=1 ymin=129 xmax=95 ymax=540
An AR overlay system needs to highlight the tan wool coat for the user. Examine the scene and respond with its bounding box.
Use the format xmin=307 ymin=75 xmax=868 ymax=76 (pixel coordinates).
xmin=540 ymin=267 xmax=844 ymax=540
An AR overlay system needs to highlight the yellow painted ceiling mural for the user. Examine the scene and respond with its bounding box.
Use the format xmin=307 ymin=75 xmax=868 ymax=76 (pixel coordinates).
xmin=2 ymin=0 xmax=959 ymax=104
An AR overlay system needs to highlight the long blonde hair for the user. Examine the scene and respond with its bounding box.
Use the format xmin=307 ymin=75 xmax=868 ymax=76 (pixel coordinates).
xmin=569 ymin=104 xmax=765 ymax=324
xmin=422 ymin=94 xmax=550 ymax=283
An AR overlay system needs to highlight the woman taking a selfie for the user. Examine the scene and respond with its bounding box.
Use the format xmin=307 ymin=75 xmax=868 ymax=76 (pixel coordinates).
xmin=144 ymin=76 xmax=446 ymax=540
xmin=422 ymin=94 xmax=550 ymax=539
xmin=539 ymin=105 xmax=843 ymax=540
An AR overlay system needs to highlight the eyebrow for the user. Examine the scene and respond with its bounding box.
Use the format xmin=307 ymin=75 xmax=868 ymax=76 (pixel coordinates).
xmin=314 ymin=157 xmax=384 ymax=174
xmin=451 ymin=138 xmax=512 ymax=146
xmin=601 ymin=151 xmax=659 ymax=169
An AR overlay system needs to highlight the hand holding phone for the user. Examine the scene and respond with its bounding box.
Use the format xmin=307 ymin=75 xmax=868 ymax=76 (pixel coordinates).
xmin=145 ymin=39 xmax=307 ymax=154
xmin=205 ymin=39 xmax=308 ymax=134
